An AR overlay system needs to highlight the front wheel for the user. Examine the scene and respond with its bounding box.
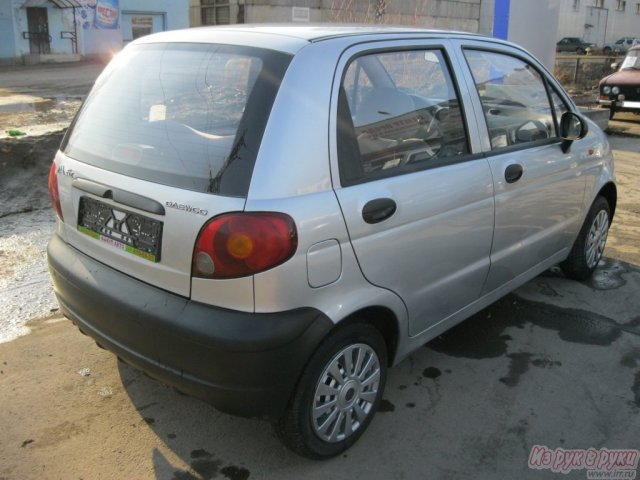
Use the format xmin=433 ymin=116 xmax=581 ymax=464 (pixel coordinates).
xmin=561 ymin=196 xmax=611 ymax=280
xmin=274 ymin=323 xmax=387 ymax=459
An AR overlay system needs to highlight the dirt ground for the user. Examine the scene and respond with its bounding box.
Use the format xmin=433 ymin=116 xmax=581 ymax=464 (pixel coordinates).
xmin=602 ymin=118 xmax=640 ymax=265
xmin=0 ymin=60 xmax=639 ymax=478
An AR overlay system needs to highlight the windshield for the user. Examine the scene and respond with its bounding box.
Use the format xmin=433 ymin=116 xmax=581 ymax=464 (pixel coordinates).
xmin=62 ymin=43 xmax=291 ymax=197
xmin=621 ymin=50 xmax=640 ymax=70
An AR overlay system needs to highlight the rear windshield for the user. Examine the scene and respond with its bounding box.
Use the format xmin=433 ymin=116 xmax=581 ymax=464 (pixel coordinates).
xmin=62 ymin=43 xmax=291 ymax=197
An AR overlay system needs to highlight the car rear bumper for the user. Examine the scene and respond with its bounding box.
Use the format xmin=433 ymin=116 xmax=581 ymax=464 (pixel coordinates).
xmin=47 ymin=233 xmax=333 ymax=418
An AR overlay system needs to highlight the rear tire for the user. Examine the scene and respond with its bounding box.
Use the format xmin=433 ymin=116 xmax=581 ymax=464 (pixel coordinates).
xmin=274 ymin=323 xmax=387 ymax=459
xmin=603 ymin=47 xmax=612 ymax=55
xmin=561 ymin=196 xmax=610 ymax=281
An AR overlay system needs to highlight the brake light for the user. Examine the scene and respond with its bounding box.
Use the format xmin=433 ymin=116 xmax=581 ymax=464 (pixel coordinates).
xmin=48 ymin=162 xmax=63 ymax=220
xmin=193 ymin=212 xmax=297 ymax=279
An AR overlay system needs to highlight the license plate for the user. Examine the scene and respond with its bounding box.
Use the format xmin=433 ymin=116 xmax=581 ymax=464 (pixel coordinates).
xmin=77 ymin=197 xmax=163 ymax=262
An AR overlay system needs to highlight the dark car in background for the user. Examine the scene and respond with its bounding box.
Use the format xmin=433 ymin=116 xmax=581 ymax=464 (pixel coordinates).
xmin=598 ymin=45 xmax=640 ymax=119
xmin=556 ymin=37 xmax=594 ymax=54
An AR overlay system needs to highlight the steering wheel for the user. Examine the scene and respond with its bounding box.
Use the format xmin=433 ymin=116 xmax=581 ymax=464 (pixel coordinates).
xmin=403 ymin=107 xmax=447 ymax=164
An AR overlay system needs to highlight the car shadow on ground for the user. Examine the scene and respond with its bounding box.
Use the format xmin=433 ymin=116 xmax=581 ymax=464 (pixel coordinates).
xmin=116 ymin=258 xmax=640 ymax=480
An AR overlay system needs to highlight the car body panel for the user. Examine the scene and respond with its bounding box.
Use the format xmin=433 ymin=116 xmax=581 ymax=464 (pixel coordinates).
xmin=481 ymin=142 xmax=586 ymax=292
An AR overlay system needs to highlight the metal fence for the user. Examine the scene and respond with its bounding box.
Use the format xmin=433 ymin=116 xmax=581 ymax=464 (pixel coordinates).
xmin=554 ymin=54 xmax=623 ymax=90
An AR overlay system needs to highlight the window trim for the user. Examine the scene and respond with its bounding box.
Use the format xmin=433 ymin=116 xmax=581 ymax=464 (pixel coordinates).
xmin=461 ymin=46 xmax=572 ymax=158
xmin=336 ymin=45 xmax=478 ymax=187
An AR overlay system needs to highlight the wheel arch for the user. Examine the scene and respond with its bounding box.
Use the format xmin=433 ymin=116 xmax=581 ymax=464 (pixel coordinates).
xmin=337 ymin=306 xmax=400 ymax=366
xmin=598 ymin=182 xmax=617 ymax=221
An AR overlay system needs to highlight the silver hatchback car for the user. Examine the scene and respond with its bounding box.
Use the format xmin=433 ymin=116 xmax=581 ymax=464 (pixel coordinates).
xmin=47 ymin=25 xmax=616 ymax=458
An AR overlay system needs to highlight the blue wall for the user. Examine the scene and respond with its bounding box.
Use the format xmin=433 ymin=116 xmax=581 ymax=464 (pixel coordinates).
xmin=0 ymin=1 xmax=17 ymax=59
xmin=1 ymin=0 xmax=188 ymax=62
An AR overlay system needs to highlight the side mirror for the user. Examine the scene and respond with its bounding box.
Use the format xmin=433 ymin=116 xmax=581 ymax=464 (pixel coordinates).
xmin=560 ymin=111 xmax=588 ymax=153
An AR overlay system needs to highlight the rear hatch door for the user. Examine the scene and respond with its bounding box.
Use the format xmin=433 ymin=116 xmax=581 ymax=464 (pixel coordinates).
xmin=56 ymin=41 xmax=291 ymax=298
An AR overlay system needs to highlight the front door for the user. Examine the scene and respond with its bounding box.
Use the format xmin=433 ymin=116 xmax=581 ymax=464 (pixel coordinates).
xmin=332 ymin=43 xmax=494 ymax=336
xmin=26 ymin=7 xmax=50 ymax=54
xmin=461 ymin=47 xmax=587 ymax=293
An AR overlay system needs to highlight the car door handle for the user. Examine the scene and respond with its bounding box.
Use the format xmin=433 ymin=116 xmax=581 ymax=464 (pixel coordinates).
xmin=505 ymin=164 xmax=524 ymax=184
xmin=362 ymin=198 xmax=397 ymax=224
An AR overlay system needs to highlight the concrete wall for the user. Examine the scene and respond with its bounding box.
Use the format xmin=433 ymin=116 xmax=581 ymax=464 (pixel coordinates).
xmin=191 ymin=0 xmax=482 ymax=33
xmin=478 ymin=0 xmax=495 ymax=36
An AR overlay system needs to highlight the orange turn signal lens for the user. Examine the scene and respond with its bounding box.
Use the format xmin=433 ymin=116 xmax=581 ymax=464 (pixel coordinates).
xmin=227 ymin=233 xmax=254 ymax=259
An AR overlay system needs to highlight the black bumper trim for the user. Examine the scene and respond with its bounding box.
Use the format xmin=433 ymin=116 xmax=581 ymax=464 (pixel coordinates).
xmin=47 ymin=233 xmax=333 ymax=418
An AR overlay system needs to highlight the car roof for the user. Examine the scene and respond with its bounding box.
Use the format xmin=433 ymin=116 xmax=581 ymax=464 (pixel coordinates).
xmin=133 ymin=23 xmax=494 ymax=55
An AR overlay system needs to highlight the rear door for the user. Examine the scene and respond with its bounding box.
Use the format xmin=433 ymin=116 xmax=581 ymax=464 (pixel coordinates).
xmin=457 ymin=43 xmax=587 ymax=292
xmin=55 ymin=41 xmax=290 ymax=301
xmin=330 ymin=40 xmax=495 ymax=336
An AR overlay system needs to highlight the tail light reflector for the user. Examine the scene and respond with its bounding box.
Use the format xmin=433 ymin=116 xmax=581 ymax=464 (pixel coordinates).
xmin=48 ymin=162 xmax=63 ymax=220
xmin=193 ymin=212 xmax=297 ymax=279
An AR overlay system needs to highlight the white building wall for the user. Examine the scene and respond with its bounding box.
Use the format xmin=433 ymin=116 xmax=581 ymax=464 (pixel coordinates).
xmin=508 ymin=0 xmax=560 ymax=70
xmin=475 ymin=0 xmax=560 ymax=70
xmin=557 ymin=0 xmax=640 ymax=46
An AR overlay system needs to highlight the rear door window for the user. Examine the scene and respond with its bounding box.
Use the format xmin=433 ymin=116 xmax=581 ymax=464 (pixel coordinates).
xmin=63 ymin=43 xmax=291 ymax=197
xmin=338 ymin=49 xmax=471 ymax=185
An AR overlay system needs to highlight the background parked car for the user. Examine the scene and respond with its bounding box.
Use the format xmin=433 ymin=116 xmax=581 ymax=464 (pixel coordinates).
xmin=556 ymin=37 xmax=594 ymax=54
xmin=603 ymin=37 xmax=639 ymax=55
xmin=598 ymin=45 xmax=640 ymax=119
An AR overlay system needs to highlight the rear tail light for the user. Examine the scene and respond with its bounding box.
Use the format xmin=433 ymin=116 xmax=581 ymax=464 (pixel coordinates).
xmin=48 ymin=162 xmax=63 ymax=220
xmin=192 ymin=212 xmax=297 ymax=279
